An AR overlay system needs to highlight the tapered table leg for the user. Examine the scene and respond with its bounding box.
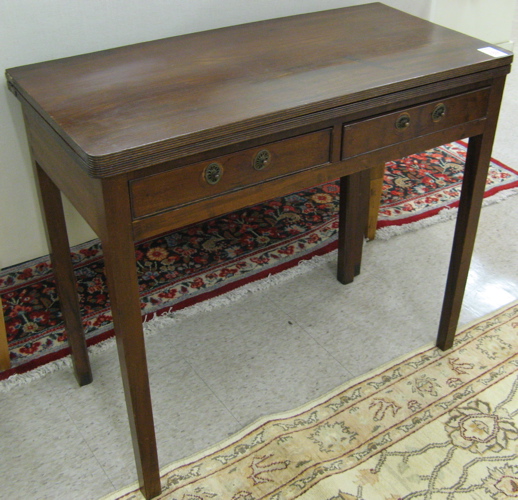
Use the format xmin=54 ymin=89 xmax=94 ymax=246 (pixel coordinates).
xmin=35 ymin=164 xmax=92 ymax=386
xmin=101 ymin=178 xmax=161 ymax=499
xmin=337 ymin=169 xmax=370 ymax=284
xmin=437 ymin=76 xmax=507 ymax=350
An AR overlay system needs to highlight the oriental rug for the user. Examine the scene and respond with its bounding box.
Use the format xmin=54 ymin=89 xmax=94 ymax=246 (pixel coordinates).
xmin=1 ymin=142 xmax=517 ymax=383
xmin=104 ymin=300 xmax=518 ymax=500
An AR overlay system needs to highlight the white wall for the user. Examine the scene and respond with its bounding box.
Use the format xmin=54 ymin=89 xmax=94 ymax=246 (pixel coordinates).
xmin=430 ymin=0 xmax=516 ymax=50
xmin=0 ymin=0 xmax=511 ymax=269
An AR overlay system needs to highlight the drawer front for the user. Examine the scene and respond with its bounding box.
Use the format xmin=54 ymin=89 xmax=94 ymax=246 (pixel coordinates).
xmin=341 ymin=88 xmax=490 ymax=159
xmin=131 ymin=128 xmax=331 ymax=219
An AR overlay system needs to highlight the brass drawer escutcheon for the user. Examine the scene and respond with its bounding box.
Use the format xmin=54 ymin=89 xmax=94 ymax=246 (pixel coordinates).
xmin=253 ymin=149 xmax=272 ymax=170
xmin=130 ymin=128 xmax=332 ymax=219
xmin=395 ymin=113 xmax=411 ymax=130
xmin=341 ymin=88 xmax=490 ymax=161
xmin=432 ymin=103 xmax=447 ymax=122
xmin=204 ymin=162 xmax=223 ymax=185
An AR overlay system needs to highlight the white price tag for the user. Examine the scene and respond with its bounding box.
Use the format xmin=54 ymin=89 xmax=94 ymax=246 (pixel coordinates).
xmin=478 ymin=47 xmax=508 ymax=58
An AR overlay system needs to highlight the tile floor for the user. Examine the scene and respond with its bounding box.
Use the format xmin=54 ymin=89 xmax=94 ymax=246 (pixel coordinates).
xmin=1 ymin=11 xmax=518 ymax=500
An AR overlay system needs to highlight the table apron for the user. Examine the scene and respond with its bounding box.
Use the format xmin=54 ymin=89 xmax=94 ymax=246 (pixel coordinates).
xmin=131 ymin=118 xmax=486 ymax=241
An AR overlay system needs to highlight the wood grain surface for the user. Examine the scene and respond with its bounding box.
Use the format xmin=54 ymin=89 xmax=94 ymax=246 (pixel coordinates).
xmin=6 ymin=3 xmax=512 ymax=175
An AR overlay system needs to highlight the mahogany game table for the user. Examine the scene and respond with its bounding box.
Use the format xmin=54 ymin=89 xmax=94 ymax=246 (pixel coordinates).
xmin=6 ymin=3 xmax=512 ymax=497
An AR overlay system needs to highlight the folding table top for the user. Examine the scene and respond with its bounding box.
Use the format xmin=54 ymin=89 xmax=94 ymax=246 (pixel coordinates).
xmin=6 ymin=2 xmax=513 ymax=176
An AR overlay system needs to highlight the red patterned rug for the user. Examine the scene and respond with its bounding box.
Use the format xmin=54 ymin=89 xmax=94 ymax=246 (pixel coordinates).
xmin=1 ymin=142 xmax=517 ymax=382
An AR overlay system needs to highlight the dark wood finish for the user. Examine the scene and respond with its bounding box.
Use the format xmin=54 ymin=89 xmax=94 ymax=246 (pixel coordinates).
xmin=131 ymin=116 xmax=488 ymax=241
xmin=437 ymin=76 xmax=507 ymax=350
xmin=130 ymin=128 xmax=331 ymax=218
xmin=342 ymin=88 xmax=491 ymax=159
xmin=35 ymin=164 xmax=92 ymax=386
xmin=100 ymin=177 xmax=161 ymax=499
xmin=337 ymin=170 xmax=370 ymax=284
xmin=5 ymin=3 xmax=511 ymax=176
xmin=5 ymin=3 xmax=512 ymax=498
xmin=23 ymin=105 xmax=105 ymax=238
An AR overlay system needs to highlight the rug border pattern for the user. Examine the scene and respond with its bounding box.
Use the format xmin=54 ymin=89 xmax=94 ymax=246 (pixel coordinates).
xmin=103 ymin=300 xmax=518 ymax=500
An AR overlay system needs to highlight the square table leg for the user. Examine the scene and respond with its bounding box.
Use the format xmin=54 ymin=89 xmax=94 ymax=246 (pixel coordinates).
xmin=36 ymin=167 xmax=161 ymax=497
xmin=35 ymin=163 xmax=92 ymax=386
xmin=100 ymin=177 xmax=161 ymax=499
xmin=437 ymin=76 xmax=507 ymax=350
xmin=337 ymin=169 xmax=370 ymax=284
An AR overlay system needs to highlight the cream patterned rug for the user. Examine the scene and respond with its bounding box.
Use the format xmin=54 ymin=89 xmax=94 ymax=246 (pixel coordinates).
xmin=105 ymin=301 xmax=518 ymax=500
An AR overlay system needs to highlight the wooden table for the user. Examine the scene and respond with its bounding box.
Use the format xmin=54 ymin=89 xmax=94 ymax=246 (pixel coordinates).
xmin=6 ymin=3 xmax=512 ymax=498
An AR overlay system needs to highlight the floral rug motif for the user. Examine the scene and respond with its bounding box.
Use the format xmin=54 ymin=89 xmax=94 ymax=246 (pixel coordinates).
xmin=1 ymin=142 xmax=517 ymax=379
xmin=379 ymin=141 xmax=518 ymax=227
xmin=104 ymin=300 xmax=518 ymax=500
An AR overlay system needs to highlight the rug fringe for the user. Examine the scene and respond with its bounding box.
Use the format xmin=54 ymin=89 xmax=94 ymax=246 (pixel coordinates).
xmin=3 ymin=187 xmax=517 ymax=393
xmin=0 ymin=252 xmax=334 ymax=392
xmin=143 ymin=251 xmax=335 ymax=334
xmin=375 ymin=186 xmax=518 ymax=240
xmin=0 ymin=357 xmax=73 ymax=392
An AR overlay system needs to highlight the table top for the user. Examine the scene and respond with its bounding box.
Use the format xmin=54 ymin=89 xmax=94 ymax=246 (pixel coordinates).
xmin=6 ymin=2 xmax=512 ymax=176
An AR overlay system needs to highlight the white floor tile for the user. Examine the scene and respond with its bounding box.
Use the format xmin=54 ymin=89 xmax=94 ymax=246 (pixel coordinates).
xmin=0 ymin=378 xmax=114 ymax=500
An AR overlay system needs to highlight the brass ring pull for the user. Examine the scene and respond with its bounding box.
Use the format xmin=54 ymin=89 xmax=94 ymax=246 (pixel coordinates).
xmin=204 ymin=162 xmax=223 ymax=185
xmin=395 ymin=113 xmax=411 ymax=130
xmin=432 ymin=103 xmax=447 ymax=122
xmin=253 ymin=149 xmax=272 ymax=171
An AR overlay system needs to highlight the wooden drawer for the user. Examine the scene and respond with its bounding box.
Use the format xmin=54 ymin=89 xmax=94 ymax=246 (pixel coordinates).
xmin=130 ymin=128 xmax=332 ymax=218
xmin=341 ymin=88 xmax=490 ymax=159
